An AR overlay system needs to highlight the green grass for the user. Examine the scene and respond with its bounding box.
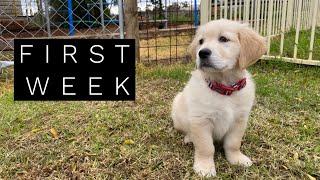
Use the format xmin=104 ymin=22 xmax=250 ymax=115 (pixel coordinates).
xmin=168 ymin=16 xmax=193 ymax=22
xmin=270 ymin=27 xmax=320 ymax=60
xmin=0 ymin=60 xmax=319 ymax=179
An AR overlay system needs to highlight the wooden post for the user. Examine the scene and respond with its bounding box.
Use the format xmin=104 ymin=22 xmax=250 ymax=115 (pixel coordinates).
xmin=200 ymin=0 xmax=211 ymax=25
xmin=125 ymin=0 xmax=140 ymax=62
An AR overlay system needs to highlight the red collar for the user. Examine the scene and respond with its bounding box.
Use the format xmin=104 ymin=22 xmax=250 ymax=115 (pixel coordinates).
xmin=206 ymin=78 xmax=247 ymax=96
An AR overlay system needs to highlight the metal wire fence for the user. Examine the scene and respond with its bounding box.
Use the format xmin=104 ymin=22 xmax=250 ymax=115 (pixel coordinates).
xmin=0 ymin=0 xmax=124 ymax=63
xmin=137 ymin=0 xmax=198 ymax=64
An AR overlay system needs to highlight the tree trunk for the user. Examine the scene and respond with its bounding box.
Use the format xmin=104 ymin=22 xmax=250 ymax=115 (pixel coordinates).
xmin=124 ymin=0 xmax=140 ymax=62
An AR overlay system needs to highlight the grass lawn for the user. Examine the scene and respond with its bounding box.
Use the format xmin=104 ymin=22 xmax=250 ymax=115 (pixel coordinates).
xmin=0 ymin=60 xmax=319 ymax=179
xmin=270 ymin=27 xmax=320 ymax=60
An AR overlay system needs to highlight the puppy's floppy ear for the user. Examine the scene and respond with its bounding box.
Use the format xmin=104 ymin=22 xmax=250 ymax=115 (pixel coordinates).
xmin=189 ymin=34 xmax=199 ymax=60
xmin=238 ymin=26 xmax=267 ymax=69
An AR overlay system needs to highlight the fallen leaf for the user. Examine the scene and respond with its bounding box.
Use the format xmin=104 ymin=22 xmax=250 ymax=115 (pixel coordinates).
xmin=124 ymin=139 xmax=135 ymax=145
xmin=307 ymin=174 xmax=316 ymax=180
xmin=67 ymin=137 xmax=75 ymax=141
xmin=72 ymin=163 xmax=76 ymax=173
xmin=50 ymin=128 xmax=59 ymax=139
xmin=31 ymin=128 xmax=41 ymax=133
xmin=149 ymin=145 xmax=159 ymax=149
xmin=293 ymin=152 xmax=299 ymax=160
xmin=85 ymin=153 xmax=97 ymax=156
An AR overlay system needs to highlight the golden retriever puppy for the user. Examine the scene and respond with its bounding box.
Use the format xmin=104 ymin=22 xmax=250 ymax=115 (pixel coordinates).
xmin=171 ymin=19 xmax=266 ymax=177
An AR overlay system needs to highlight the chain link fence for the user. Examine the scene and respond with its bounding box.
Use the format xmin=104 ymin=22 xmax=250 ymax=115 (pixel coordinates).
xmin=0 ymin=0 xmax=124 ymax=63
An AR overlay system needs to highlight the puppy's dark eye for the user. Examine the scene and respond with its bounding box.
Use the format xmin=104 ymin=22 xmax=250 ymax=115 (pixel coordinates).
xmin=219 ymin=36 xmax=229 ymax=42
xmin=199 ymin=39 xmax=204 ymax=45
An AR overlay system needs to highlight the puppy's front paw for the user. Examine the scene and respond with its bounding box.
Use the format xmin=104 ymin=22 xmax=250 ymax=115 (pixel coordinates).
xmin=193 ymin=161 xmax=216 ymax=177
xmin=226 ymin=152 xmax=253 ymax=167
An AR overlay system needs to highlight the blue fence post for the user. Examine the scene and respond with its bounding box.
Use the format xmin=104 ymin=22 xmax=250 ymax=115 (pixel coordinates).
xmin=68 ymin=0 xmax=75 ymax=36
xmin=87 ymin=4 xmax=91 ymax=22
xmin=194 ymin=0 xmax=198 ymax=27
xmin=99 ymin=0 xmax=105 ymax=34
xmin=44 ymin=0 xmax=51 ymax=37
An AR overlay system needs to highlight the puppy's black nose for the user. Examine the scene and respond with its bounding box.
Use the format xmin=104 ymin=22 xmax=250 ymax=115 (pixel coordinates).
xmin=198 ymin=48 xmax=212 ymax=59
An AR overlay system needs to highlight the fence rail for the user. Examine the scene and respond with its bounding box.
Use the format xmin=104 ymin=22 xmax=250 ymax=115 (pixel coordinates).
xmin=201 ymin=0 xmax=320 ymax=66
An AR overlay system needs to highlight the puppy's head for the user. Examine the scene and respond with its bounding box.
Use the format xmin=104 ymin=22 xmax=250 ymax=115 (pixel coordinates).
xmin=189 ymin=19 xmax=267 ymax=72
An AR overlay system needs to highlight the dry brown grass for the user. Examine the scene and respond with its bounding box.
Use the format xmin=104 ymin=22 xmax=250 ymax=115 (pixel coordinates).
xmin=0 ymin=68 xmax=14 ymax=96
xmin=0 ymin=51 xmax=14 ymax=61
xmin=0 ymin=60 xmax=319 ymax=179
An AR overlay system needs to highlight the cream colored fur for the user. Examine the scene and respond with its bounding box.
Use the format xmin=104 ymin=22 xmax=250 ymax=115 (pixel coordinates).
xmin=171 ymin=19 xmax=267 ymax=177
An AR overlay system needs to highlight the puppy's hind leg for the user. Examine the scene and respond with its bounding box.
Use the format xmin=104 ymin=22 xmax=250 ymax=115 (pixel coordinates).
xmin=172 ymin=93 xmax=191 ymax=144
xmin=171 ymin=93 xmax=188 ymax=133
